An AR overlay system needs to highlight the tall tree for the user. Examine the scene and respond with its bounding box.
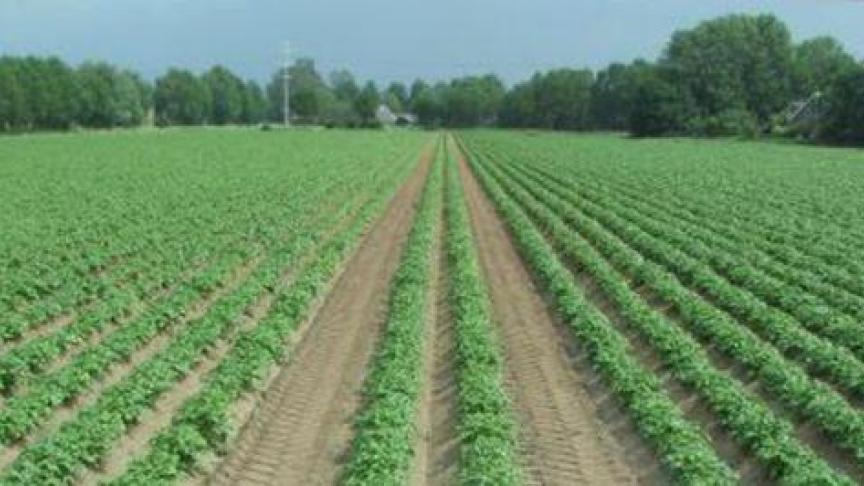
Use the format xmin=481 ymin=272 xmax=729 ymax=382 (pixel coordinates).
xmin=385 ymin=82 xmax=409 ymax=111
xmin=629 ymin=67 xmax=695 ymax=137
xmin=354 ymin=81 xmax=380 ymax=122
xmin=0 ymin=58 xmax=27 ymax=131
xmin=111 ymin=69 xmax=148 ymax=127
xmin=663 ymin=14 xmax=796 ymax=125
xmin=820 ymin=64 xmax=864 ymax=144
xmin=409 ymin=79 xmax=429 ymax=109
xmin=498 ymin=82 xmax=536 ymax=128
xmin=266 ymin=58 xmax=331 ymax=122
xmin=153 ymin=68 xmax=211 ymax=125
xmin=202 ymin=65 xmax=245 ymax=124
xmin=241 ymin=80 xmax=267 ymax=123
xmin=75 ymin=62 xmax=146 ymax=128
xmin=16 ymin=56 xmax=79 ymax=130
xmin=590 ymin=61 xmax=650 ymax=130
xmin=534 ymin=69 xmax=594 ymax=129
xmin=793 ymin=37 xmax=859 ymax=97
xmin=443 ymin=74 xmax=505 ymax=127
xmin=410 ymin=80 xmax=445 ymax=127
xmin=499 ymin=69 xmax=593 ymax=130
xmin=330 ymin=69 xmax=360 ymax=103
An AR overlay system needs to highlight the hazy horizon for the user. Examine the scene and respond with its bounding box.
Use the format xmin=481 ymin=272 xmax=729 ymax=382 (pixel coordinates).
xmin=2 ymin=0 xmax=862 ymax=86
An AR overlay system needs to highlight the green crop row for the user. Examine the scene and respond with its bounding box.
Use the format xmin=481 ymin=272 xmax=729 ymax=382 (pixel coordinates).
xmin=0 ymin=150 xmax=416 ymax=485
xmin=0 ymin=130 xmax=428 ymax=342
xmin=511 ymin=158 xmax=864 ymax=368
xmin=0 ymin=178 xmax=371 ymax=446
xmin=475 ymin=146 xmax=864 ymax=472
xmin=494 ymin=152 xmax=864 ymax=402
xmin=443 ymin=140 xmax=520 ymax=485
xmin=0 ymin=164 xmax=372 ymax=394
xmin=486 ymin=157 xmax=864 ymax=463
xmin=0 ymin=250 xmax=251 ymax=446
xmin=0 ymin=164 xmax=341 ymax=344
xmin=103 ymin=144 xmax=422 ymax=485
xmin=341 ymin=141 xmax=442 ymax=485
xmin=462 ymin=133 xmax=864 ymax=282
xmin=469 ymin=146 xmax=852 ymax=484
xmin=537 ymin=160 xmax=864 ymax=318
xmin=456 ymin=138 xmax=740 ymax=485
xmin=0 ymin=140 xmax=417 ymax=448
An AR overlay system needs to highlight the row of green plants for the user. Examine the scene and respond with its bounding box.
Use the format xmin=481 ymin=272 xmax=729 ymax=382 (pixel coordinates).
xmin=539 ymin=157 xmax=864 ymax=314
xmin=479 ymin=149 xmax=864 ymax=472
xmin=500 ymin=157 xmax=864 ymax=401
xmin=453 ymin=140 xmax=737 ymax=484
xmin=592 ymin=155 xmax=864 ymax=287
xmin=0 ymin=131 xmax=429 ymax=345
xmin=0 ymin=246 xmax=165 ymax=342
xmin=0 ymin=167 xmax=371 ymax=394
xmin=0 ymin=152 xmax=416 ymax=484
xmin=442 ymin=140 xmax=521 ymax=485
xmin=102 ymin=146 xmax=421 ymax=485
xmin=0 ymin=193 xmax=230 ymax=340
xmin=475 ymin=136 xmax=864 ymax=322
xmin=0 ymin=250 xmax=250 ymax=446
xmin=611 ymin=170 xmax=864 ymax=267
xmin=0 ymin=163 xmax=386 ymax=446
xmin=0 ymin=159 xmax=349 ymax=344
xmin=565 ymin=167 xmax=864 ymax=323
xmin=0 ymin=238 xmax=120 ymax=317
xmin=341 ymin=142 xmax=442 ymax=485
xmin=511 ymin=157 xmax=864 ymax=367
xmin=462 ymin=133 xmax=864 ymax=287
xmin=0 ymin=245 xmax=223 ymax=391
xmin=470 ymin=147 xmax=853 ymax=484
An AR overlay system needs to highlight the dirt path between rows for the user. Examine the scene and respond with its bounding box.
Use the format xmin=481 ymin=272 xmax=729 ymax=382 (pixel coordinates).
xmin=207 ymin=148 xmax=433 ymax=486
xmin=454 ymin=141 xmax=640 ymax=485
xmin=411 ymin=198 xmax=459 ymax=486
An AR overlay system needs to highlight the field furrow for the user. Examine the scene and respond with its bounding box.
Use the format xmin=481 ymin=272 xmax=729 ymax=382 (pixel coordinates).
xmin=5 ymin=127 xmax=864 ymax=485
xmin=208 ymin=145 xmax=431 ymax=486
xmin=454 ymin=140 xmax=643 ymax=485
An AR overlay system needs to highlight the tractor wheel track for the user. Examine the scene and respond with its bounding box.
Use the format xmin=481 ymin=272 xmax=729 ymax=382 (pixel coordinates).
xmin=455 ymin=141 xmax=641 ymax=485
xmin=209 ymin=148 xmax=432 ymax=486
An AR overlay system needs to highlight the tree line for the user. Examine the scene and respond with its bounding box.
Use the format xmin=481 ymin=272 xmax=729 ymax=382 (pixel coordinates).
xmin=1 ymin=13 xmax=862 ymax=143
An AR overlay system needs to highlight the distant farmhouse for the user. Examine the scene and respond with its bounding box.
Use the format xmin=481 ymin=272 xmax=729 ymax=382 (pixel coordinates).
xmin=375 ymin=104 xmax=417 ymax=126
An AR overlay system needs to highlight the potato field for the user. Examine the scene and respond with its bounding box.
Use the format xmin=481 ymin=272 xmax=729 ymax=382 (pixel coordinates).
xmin=1 ymin=128 xmax=864 ymax=485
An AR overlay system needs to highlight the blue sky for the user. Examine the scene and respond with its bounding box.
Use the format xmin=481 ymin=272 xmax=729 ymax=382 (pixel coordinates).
xmin=1 ymin=0 xmax=862 ymax=85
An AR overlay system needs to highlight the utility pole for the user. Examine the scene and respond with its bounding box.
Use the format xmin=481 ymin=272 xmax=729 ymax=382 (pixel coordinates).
xmin=283 ymin=41 xmax=291 ymax=127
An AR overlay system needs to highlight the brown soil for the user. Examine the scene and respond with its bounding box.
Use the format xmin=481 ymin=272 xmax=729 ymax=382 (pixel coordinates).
xmin=207 ymin=148 xmax=432 ymax=486
xmin=411 ymin=199 xmax=459 ymax=486
xmin=453 ymin=140 xmax=644 ymax=485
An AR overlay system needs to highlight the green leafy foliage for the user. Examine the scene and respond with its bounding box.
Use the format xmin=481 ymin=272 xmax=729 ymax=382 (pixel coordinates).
xmin=444 ymin=139 xmax=520 ymax=485
xmin=461 ymin=130 xmax=864 ymax=483
xmin=342 ymin=140 xmax=442 ymax=485
xmin=0 ymin=129 xmax=428 ymax=484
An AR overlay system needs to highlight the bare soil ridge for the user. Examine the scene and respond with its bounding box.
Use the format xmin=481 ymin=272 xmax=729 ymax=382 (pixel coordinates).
xmin=453 ymin=139 xmax=640 ymax=485
xmin=411 ymin=198 xmax=459 ymax=486
xmin=208 ymin=148 xmax=433 ymax=486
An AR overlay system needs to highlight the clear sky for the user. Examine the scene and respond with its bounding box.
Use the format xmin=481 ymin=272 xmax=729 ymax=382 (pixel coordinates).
xmin=1 ymin=0 xmax=862 ymax=86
